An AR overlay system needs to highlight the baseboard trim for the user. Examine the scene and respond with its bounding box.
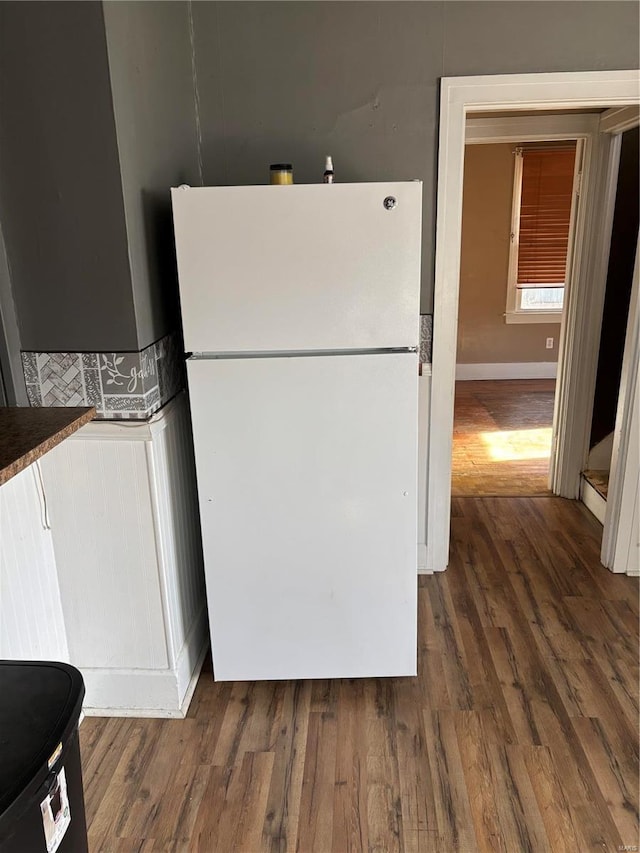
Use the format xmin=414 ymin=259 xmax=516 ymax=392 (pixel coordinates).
xmin=456 ymin=362 xmax=558 ymax=381
xmin=82 ymin=610 xmax=210 ymax=719
xmin=175 ymin=604 xmax=209 ymax=704
xmin=82 ymin=668 xmax=189 ymax=719
xmin=83 ymin=704 xmax=188 ymax=720
xmin=580 ymin=477 xmax=606 ymax=525
xmin=177 ymin=637 xmax=209 ymax=717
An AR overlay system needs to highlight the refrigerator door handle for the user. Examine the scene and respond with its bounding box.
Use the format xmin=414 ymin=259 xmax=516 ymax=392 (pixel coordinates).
xmin=188 ymin=347 xmax=418 ymax=360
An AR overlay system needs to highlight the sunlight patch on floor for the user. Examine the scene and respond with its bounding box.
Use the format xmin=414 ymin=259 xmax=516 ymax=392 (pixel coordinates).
xmin=480 ymin=427 xmax=553 ymax=462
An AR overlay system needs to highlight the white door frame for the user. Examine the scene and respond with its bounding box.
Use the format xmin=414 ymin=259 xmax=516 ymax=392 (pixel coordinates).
xmin=602 ymin=234 xmax=639 ymax=574
xmin=427 ymin=70 xmax=640 ymax=573
xmin=593 ymin=107 xmax=639 ymax=574
xmin=550 ymin=126 xmax=615 ymax=497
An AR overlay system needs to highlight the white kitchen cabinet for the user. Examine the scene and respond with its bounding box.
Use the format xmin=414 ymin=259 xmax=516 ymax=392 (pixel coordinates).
xmin=40 ymin=392 xmax=208 ymax=717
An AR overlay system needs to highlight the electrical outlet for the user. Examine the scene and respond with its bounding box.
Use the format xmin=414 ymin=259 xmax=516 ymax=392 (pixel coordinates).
xmin=546 ymin=337 xmax=554 ymax=349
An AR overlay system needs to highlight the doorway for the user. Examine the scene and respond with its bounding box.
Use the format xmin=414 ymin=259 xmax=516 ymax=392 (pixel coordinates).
xmin=452 ymin=121 xmax=583 ymax=497
xmin=426 ymin=70 xmax=640 ymax=573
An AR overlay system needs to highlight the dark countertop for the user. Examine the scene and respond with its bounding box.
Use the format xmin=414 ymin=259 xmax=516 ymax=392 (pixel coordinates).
xmin=0 ymin=407 xmax=95 ymax=486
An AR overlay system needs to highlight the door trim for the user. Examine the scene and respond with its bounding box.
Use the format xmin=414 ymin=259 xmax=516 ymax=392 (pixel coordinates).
xmin=600 ymin=105 xmax=640 ymax=135
xmin=549 ymin=131 xmax=617 ymax=497
xmin=602 ymin=240 xmax=639 ymax=572
xmin=428 ymin=70 xmax=640 ymax=573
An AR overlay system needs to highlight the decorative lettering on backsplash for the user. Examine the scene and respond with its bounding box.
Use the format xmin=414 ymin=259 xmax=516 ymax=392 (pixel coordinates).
xmin=140 ymin=349 xmax=157 ymax=381
xmin=21 ymin=333 xmax=183 ymax=421
xmin=101 ymin=351 xmax=157 ymax=394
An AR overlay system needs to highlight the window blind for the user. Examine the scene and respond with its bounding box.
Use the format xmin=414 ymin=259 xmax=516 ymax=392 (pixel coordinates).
xmin=516 ymin=143 xmax=577 ymax=289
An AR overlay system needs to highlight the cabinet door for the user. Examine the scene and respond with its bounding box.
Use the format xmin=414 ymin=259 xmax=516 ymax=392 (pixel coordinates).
xmin=41 ymin=438 xmax=169 ymax=670
xmin=0 ymin=465 xmax=69 ymax=661
xmin=187 ymin=352 xmax=418 ymax=681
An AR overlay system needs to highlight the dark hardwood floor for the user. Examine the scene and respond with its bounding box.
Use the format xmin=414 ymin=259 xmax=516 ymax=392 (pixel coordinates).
xmin=452 ymin=380 xmax=556 ymax=497
xmin=80 ymin=497 xmax=639 ymax=852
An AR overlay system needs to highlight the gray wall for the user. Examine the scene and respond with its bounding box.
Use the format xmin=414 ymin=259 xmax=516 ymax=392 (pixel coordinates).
xmin=192 ymin=1 xmax=640 ymax=313
xmin=0 ymin=1 xmax=136 ymax=352
xmin=103 ymin=1 xmax=201 ymax=350
xmin=0 ymin=1 xmax=637 ymax=360
xmin=0 ymin=1 xmax=201 ymax=357
xmin=0 ymin=221 xmax=27 ymax=404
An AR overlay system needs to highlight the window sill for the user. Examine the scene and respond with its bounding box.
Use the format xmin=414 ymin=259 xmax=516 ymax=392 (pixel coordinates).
xmin=505 ymin=311 xmax=562 ymax=325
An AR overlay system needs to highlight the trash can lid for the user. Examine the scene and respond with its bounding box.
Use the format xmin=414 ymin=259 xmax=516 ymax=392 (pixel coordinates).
xmin=0 ymin=661 xmax=85 ymax=819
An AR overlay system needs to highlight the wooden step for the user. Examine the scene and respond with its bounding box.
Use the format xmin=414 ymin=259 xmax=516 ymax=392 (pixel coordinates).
xmin=580 ymin=470 xmax=607 ymax=524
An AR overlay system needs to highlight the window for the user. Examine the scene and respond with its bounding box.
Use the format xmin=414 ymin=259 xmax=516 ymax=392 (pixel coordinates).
xmin=506 ymin=142 xmax=578 ymax=324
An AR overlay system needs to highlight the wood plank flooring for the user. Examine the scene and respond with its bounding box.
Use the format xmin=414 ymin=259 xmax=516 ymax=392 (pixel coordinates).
xmin=452 ymin=380 xmax=556 ymax=497
xmin=79 ymin=497 xmax=639 ymax=852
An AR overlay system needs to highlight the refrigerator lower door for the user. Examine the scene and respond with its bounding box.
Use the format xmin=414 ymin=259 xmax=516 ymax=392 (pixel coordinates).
xmin=187 ymin=352 xmax=418 ymax=681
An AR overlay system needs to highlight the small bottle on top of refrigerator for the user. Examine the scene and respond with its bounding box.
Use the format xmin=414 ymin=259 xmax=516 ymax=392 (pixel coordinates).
xmin=323 ymin=156 xmax=334 ymax=184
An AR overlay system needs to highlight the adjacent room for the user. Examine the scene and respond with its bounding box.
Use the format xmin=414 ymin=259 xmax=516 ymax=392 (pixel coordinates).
xmin=453 ymin=133 xmax=569 ymax=497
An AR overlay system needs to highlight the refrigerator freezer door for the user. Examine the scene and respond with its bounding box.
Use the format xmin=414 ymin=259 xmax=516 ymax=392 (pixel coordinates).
xmin=187 ymin=353 xmax=418 ymax=681
xmin=172 ymin=182 xmax=422 ymax=354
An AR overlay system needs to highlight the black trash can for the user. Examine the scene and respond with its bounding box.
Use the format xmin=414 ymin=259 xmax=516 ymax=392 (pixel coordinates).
xmin=0 ymin=661 xmax=88 ymax=853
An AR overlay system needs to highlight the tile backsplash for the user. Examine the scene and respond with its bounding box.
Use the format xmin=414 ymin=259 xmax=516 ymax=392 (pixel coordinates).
xmin=21 ymin=318 xmax=431 ymax=420
xmin=419 ymin=314 xmax=432 ymax=364
xmin=22 ymin=332 xmax=184 ymax=420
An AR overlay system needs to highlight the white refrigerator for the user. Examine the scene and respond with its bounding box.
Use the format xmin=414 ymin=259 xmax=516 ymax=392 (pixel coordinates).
xmin=171 ymin=182 xmax=422 ymax=681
